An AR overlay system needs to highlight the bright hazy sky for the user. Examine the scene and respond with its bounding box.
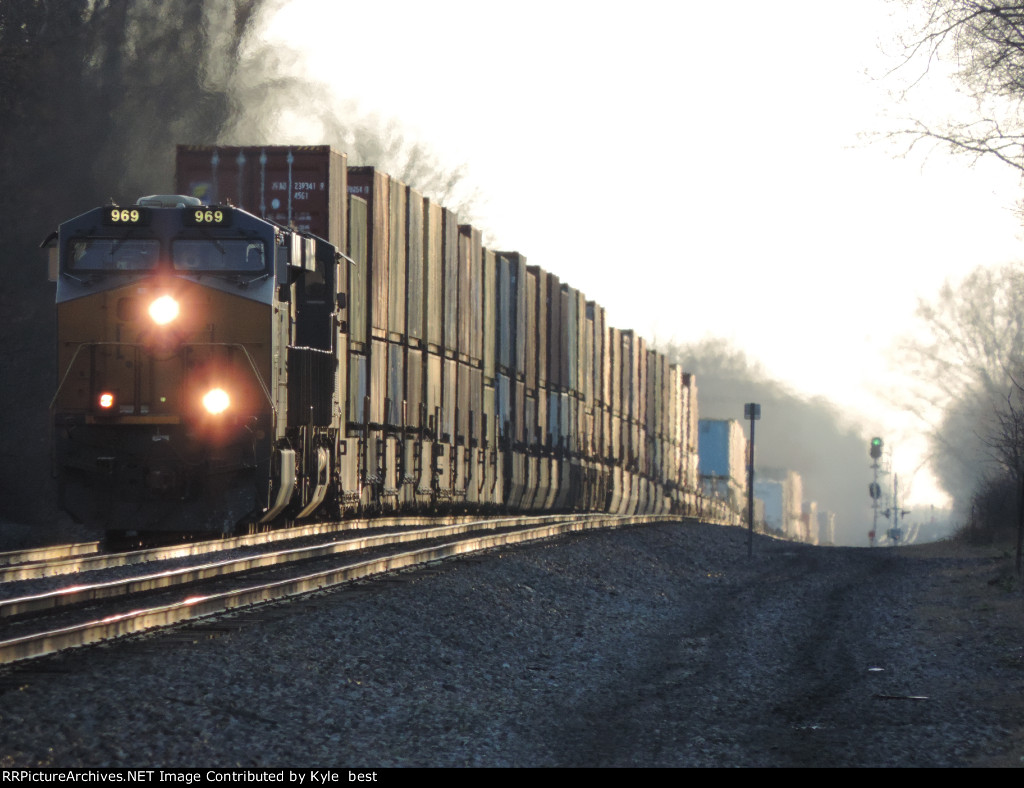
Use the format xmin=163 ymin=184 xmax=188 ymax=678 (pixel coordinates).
xmin=260 ymin=0 xmax=1024 ymax=508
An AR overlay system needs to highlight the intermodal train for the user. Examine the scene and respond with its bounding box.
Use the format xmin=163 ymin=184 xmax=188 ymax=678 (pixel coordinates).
xmin=46 ymin=145 xmax=739 ymax=538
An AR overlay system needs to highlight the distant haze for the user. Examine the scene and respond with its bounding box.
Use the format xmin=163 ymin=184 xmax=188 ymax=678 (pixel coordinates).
xmin=661 ymin=337 xmax=952 ymax=545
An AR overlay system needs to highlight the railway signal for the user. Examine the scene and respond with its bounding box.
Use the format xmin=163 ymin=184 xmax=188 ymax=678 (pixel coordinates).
xmin=869 ymin=437 xmax=884 ymax=546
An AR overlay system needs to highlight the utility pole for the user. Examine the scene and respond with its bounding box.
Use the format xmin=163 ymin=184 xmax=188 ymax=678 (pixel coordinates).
xmin=745 ymin=403 xmax=761 ymax=558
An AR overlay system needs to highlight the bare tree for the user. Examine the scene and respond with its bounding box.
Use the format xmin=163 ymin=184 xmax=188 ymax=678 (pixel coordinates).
xmin=0 ymin=0 xmax=481 ymax=527
xmin=892 ymin=262 xmax=1024 ymax=512
xmin=889 ymin=1 xmax=1024 ymax=172
xmin=983 ymin=375 xmax=1024 ymax=571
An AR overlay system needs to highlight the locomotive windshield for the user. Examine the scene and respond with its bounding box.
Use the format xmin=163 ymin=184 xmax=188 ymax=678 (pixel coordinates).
xmin=69 ymin=238 xmax=160 ymax=271
xmin=172 ymin=239 xmax=266 ymax=272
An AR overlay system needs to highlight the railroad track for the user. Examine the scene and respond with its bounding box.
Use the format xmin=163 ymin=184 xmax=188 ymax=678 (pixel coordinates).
xmin=0 ymin=512 xmax=686 ymax=666
xmin=0 ymin=540 xmax=102 ymax=569
xmin=0 ymin=513 xmax=492 ymax=582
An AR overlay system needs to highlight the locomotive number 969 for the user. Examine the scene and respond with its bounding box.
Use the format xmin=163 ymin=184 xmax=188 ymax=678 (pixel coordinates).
xmin=183 ymin=206 xmax=233 ymax=227
xmin=102 ymin=207 xmax=151 ymax=226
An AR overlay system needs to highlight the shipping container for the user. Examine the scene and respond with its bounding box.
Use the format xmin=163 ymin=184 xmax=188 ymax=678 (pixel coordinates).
xmin=564 ymin=286 xmax=585 ymax=396
xmin=459 ymin=225 xmax=483 ymax=365
xmin=482 ymin=248 xmax=497 ymax=383
xmin=470 ymin=366 xmax=483 ymax=447
xmin=424 ymin=200 xmax=444 ymax=351
xmin=369 ymin=338 xmax=387 ymax=427
xmin=545 ymin=272 xmax=561 ymax=390
xmin=560 ymin=285 xmax=574 ymax=394
xmin=441 ymin=357 xmax=457 ymax=442
xmin=497 ymin=256 xmax=513 ymax=374
xmin=511 ymin=377 xmax=526 ymax=448
xmin=758 ymin=469 xmax=803 ymax=539
xmin=698 ymin=419 xmax=747 ymax=509
xmin=668 ymin=364 xmax=685 ymax=493
xmin=442 ymin=209 xmax=460 ymax=357
xmin=536 ymin=386 xmax=548 ymax=450
xmin=387 ymin=179 xmax=407 ymax=342
xmin=346 ymin=196 xmax=369 ymax=349
xmin=348 ymin=353 xmax=368 ymax=429
xmin=347 ymin=167 xmax=390 ymax=340
xmin=406 ymin=187 xmax=425 ymax=345
xmin=456 ymin=361 xmax=472 ymax=444
xmin=513 ymin=258 xmax=527 ymax=379
xmin=583 ymin=301 xmax=596 ymax=409
xmin=425 ymin=352 xmax=443 ymax=436
xmin=635 ymin=334 xmax=647 ymax=472
xmin=175 ymin=144 xmax=347 ymax=251
xmin=608 ymin=327 xmax=621 ymax=461
xmin=171 ymin=145 xmax=710 ymax=521
xmin=406 ymin=347 xmax=423 ymax=430
xmin=754 ymin=479 xmax=786 ymax=534
xmin=683 ymin=372 xmax=699 ymax=489
xmin=496 ymin=373 xmax=511 ymax=444
xmin=801 ymin=501 xmax=819 ymax=545
xmin=482 ymin=383 xmax=500 ymax=505
xmin=524 ymin=268 xmax=538 ymax=391
xmin=386 ymin=342 xmax=405 ymax=427
xmin=547 ymin=389 xmax=559 ymax=449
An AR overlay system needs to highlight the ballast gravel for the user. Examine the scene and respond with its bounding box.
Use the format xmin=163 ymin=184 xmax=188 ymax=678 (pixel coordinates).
xmin=0 ymin=520 xmax=1022 ymax=767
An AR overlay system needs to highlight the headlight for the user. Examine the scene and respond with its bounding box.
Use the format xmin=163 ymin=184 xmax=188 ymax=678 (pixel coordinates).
xmin=97 ymin=391 xmax=116 ymax=410
xmin=202 ymin=388 xmax=230 ymax=415
xmin=148 ymin=295 xmax=180 ymax=325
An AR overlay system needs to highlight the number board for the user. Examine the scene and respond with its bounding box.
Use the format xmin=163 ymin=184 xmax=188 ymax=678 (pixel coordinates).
xmin=102 ymin=207 xmax=152 ymax=226
xmin=184 ymin=206 xmax=233 ymax=227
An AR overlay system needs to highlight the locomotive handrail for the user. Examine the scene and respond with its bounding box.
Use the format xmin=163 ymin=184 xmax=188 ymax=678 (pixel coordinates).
xmin=49 ymin=341 xmax=275 ymax=415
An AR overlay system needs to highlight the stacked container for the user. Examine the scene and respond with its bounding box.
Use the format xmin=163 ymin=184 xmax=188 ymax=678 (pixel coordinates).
xmin=174 ymin=144 xmax=711 ymax=522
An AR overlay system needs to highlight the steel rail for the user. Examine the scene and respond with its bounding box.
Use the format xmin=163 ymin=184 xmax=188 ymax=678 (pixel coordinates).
xmin=0 ymin=513 xmax=669 ymax=665
xmin=0 ymin=513 xmax=601 ymax=618
xmin=0 ymin=513 xmax=576 ymax=582
xmin=0 ymin=541 xmax=101 ymax=569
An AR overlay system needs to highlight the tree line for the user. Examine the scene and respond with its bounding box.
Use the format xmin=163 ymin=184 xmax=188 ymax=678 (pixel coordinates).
xmin=0 ymin=0 xmax=476 ymax=529
xmin=889 ymin=1 xmax=1024 ymax=568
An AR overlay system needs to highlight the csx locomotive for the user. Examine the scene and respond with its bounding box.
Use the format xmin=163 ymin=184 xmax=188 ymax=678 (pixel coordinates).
xmin=47 ymin=145 xmax=719 ymax=538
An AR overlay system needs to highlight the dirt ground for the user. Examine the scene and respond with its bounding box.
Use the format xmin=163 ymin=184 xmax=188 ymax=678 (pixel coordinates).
xmin=2 ymin=520 xmax=1024 ymax=767
xmin=895 ymin=537 xmax=1024 ymax=767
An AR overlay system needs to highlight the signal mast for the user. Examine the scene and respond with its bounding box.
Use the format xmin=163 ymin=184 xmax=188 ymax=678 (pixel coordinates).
xmin=883 ymin=473 xmax=910 ymax=545
xmin=869 ymin=437 xmax=883 ymax=546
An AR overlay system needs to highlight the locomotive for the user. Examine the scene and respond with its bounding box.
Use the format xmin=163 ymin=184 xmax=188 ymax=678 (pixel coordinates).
xmin=47 ymin=145 xmax=720 ymax=538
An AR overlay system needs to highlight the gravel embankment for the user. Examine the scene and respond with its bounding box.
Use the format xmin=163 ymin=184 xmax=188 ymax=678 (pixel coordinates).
xmin=0 ymin=520 xmax=1022 ymax=767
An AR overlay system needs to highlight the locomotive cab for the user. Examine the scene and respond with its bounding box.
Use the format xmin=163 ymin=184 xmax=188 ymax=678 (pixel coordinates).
xmin=50 ymin=196 xmax=342 ymax=537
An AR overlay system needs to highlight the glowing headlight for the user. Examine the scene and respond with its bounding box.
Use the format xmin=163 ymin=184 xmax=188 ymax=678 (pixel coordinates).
xmin=98 ymin=392 xmax=116 ymax=410
xmin=148 ymin=295 xmax=180 ymax=325
xmin=202 ymin=388 xmax=230 ymax=415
